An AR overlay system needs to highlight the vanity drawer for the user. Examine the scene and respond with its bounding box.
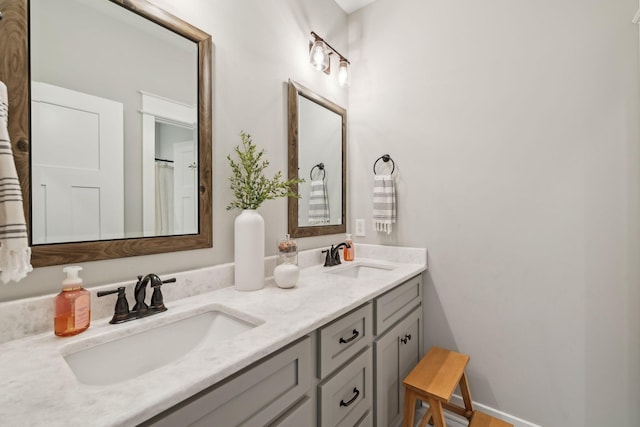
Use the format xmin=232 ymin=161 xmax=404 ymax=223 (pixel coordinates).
xmin=318 ymin=303 xmax=373 ymax=378
xmin=374 ymin=275 xmax=421 ymax=335
xmin=318 ymin=347 xmax=373 ymax=427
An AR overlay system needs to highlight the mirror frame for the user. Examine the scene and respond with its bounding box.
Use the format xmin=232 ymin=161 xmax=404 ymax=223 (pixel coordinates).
xmin=287 ymin=80 xmax=346 ymax=238
xmin=0 ymin=0 xmax=212 ymax=267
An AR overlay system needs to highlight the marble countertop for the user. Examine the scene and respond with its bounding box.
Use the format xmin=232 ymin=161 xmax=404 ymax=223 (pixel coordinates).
xmin=0 ymin=245 xmax=426 ymax=426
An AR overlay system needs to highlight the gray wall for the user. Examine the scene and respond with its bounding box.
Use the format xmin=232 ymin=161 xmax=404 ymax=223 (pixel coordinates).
xmin=348 ymin=0 xmax=640 ymax=426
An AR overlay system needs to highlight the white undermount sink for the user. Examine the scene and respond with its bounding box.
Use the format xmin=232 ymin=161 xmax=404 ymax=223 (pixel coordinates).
xmin=328 ymin=262 xmax=396 ymax=279
xmin=62 ymin=309 xmax=258 ymax=386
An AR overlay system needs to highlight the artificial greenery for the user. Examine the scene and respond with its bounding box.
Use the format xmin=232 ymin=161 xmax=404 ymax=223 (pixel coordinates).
xmin=227 ymin=131 xmax=303 ymax=211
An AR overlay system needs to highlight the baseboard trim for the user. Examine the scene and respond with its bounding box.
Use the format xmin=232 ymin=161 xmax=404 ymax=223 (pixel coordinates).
xmin=420 ymin=394 xmax=542 ymax=427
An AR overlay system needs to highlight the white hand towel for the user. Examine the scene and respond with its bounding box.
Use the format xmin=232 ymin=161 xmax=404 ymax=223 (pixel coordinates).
xmin=308 ymin=179 xmax=330 ymax=225
xmin=0 ymin=81 xmax=32 ymax=284
xmin=373 ymin=174 xmax=396 ymax=234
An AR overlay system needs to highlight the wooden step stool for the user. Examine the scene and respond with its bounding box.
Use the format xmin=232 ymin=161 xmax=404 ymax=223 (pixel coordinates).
xmin=402 ymin=346 xmax=513 ymax=427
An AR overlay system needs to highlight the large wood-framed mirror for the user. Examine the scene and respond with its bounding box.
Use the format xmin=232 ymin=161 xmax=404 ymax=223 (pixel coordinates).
xmin=288 ymin=80 xmax=346 ymax=238
xmin=0 ymin=0 xmax=212 ymax=267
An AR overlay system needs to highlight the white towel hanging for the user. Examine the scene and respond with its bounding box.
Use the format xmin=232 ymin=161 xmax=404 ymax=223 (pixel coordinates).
xmin=308 ymin=179 xmax=330 ymax=225
xmin=0 ymin=81 xmax=32 ymax=284
xmin=372 ymin=174 xmax=396 ymax=234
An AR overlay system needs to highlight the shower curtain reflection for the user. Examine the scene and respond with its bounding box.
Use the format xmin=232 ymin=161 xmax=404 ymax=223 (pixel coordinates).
xmin=155 ymin=160 xmax=174 ymax=236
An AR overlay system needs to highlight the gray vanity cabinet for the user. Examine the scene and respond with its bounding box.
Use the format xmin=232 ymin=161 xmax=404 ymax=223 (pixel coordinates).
xmin=373 ymin=306 xmax=422 ymax=427
xmin=142 ymin=336 xmax=312 ymax=427
xmin=316 ymin=303 xmax=374 ymax=427
xmin=373 ymin=274 xmax=423 ymax=427
xmin=141 ymin=274 xmax=424 ymax=427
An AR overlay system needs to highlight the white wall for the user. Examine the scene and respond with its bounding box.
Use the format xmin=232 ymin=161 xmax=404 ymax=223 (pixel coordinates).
xmin=348 ymin=0 xmax=640 ymax=426
xmin=0 ymin=0 xmax=349 ymax=301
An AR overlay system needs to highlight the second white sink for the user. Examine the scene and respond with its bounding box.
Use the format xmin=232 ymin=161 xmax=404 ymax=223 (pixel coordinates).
xmin=63 ymin=309 xmax=258 ymax=386
xmin=328 ymin=262 xmax=396 ymax=279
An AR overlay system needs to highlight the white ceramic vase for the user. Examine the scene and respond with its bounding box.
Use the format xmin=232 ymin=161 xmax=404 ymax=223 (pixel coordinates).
xmin=234 ymin=209 xmax=265 ymax=291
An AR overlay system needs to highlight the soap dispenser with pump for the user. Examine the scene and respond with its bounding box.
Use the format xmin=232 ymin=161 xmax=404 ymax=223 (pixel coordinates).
xmin=54 ymin=266 xmax=91 ymax=337
xmin=344 ymin=233 xmax=355 ymax=261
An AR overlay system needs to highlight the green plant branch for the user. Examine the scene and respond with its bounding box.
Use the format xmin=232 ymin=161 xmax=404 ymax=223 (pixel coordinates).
xmin=227 ymin=131 xmax=303 ymax=211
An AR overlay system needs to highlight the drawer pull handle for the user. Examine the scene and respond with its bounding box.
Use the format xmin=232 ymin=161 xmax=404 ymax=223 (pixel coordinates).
xmin=339 ymin=329 xmax=360 ymax=344
xmin=400 ymin=334 xmax=412 ymax=344
xmin=340 ymin=387 xmax=360 ymax=407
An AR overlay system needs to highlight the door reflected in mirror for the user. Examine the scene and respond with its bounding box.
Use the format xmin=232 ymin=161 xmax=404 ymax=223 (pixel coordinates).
xmin=288 ymin=80 xmax=346 ymax=238
xmin=31 ymin=82 xmax=125 ymax=244
xmin=140 ymin=92 xmax=198 ymax=238
xmin=152 ymin=123 xmax=198 ymax=237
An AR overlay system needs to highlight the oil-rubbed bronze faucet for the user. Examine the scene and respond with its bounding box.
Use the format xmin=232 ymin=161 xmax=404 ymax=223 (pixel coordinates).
xmin=322 ymin=242 xmax=351 ymax=267
xmin=98 ymin=274 xmax=176 ymax=324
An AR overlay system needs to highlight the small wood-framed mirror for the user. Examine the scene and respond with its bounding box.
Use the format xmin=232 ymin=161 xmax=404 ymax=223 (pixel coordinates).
xmin=0 ymin=0 xmax=212 ymax=267
xmin=287 ymin=80 xmax=346 ymax=238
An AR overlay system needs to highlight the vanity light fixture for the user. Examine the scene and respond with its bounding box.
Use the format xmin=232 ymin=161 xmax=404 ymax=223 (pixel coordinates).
xmin=309 ymin=31 xmax=351 ymax=87
xmin=338 ymin=58 xmax=350 ymax=88
xmin=309 ymin=37 xmax=330 ymax=72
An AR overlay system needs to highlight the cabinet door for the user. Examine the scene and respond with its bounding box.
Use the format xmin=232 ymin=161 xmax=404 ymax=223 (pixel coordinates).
xmin=373 ymin=306 xmax=421 ymax=427
xmin=144 ymin=336 xmax=311 ymax=427
xmin=397 ymin=309 xmax=421 ymax=412
xmin=269 ymin=396 xmax=313 ymax=427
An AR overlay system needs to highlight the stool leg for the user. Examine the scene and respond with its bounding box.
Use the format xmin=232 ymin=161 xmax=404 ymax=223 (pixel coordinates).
xmin=427 ymin=398 xmax=446 ymax=427
xmin=403 ymin=388 xmax=417 ymax=427
xmin=459 ymin=372 xmax=474 ymax=420
xmin=418 ymin=408 xmax=433 ymax=427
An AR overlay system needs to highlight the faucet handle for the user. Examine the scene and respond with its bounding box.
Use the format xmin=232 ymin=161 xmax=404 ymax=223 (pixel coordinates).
xmin=149 ymin=276 xmax=175 ymax=312
xmin=97 ymin=287 xmax=130 ymax=324
xmin=158 ymin=277 xmax=176 ymax=286
xmin=323 ymin=248 xmax=334 ymax=267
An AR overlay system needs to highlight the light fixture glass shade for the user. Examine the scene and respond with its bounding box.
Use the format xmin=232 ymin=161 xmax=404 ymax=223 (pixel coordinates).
xmin=309 ymin=40 xmax=330 ymax=72
xmin=338 ymin=59 xmax=350 ymax=87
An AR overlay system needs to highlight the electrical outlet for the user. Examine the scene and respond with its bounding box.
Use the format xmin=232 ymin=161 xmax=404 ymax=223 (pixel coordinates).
xmin=355 ymin=219 xmax=366 ymax=237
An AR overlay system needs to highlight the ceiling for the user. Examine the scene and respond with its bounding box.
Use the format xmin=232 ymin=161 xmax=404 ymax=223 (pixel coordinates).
xmin=334 ymin=0 xmax=378 ymax=14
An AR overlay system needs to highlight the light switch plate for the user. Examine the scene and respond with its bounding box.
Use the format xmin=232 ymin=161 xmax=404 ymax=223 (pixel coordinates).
xmin=355 ymin=219 xmax=365 ymax=237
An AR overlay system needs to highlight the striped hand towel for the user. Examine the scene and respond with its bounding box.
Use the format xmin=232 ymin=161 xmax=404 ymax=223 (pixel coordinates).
xmin=308 ymin=179 xmax=330 ymax=225
xmin=0 ymin=81 xmax=32 ymax=284
xmin=373 ymin=174 xmax=396 ymax=234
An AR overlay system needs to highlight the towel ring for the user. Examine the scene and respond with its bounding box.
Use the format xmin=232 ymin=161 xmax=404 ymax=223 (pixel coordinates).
xmin=310 ymin=163 xmax=325 ymax=181
xmin=373 ymin=154 xmax=395 ymax=175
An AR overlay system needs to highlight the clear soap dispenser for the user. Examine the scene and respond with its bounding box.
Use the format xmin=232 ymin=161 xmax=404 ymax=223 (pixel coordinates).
xmin=54 ymin=266 xmax=91 ymax=337
xmin=274 ymin=234 xmax=299 ymax=289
